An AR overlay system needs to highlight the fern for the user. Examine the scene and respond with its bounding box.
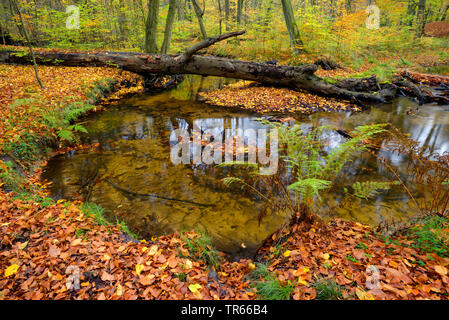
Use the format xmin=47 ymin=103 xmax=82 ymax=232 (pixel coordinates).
xmin=222 ymin=177 xmax=245 ymax=188
xmin=352 ymin=181 xmax=400 ymax=200
xmin=67 ymin=123 xmax=88 ymax=133
xmin=57 ymin=129 xmax=75 ymax=142
xmin=288 ymin=178 xmax=331 ymax=200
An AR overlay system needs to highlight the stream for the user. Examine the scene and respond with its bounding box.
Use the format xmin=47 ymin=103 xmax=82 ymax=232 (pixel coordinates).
xmin=41 ymin=75 xmax=449 ymax=257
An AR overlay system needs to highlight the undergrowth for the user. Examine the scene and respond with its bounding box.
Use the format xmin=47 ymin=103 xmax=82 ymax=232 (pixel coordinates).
xmin=181 ymin=232 xmax=221 ymax=270
xmin=312 ymin=278 xmax=343 ymax=300
xmin=81 ymin=202 xmax=139 ymax=239
xmin=405 ymin=216 xmax=449 ymax=258
xmin=248 ymin=263 xmax=295 ymax=300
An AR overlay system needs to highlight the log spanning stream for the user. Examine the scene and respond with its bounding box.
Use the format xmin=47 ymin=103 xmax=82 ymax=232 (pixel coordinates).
xmin=41 ymin=75 xmax=449 ymax=257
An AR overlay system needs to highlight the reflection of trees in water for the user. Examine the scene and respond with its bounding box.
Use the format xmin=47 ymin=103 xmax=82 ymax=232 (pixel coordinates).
xmin=43 ymin=88 xmax=449 ymax=252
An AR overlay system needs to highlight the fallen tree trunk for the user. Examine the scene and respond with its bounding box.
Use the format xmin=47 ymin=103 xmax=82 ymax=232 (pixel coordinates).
xmin=0 ymin=31 xmax=445 ymax=105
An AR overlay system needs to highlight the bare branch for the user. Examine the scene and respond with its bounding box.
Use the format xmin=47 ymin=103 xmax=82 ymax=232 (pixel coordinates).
xmin=181 ymin=30 xmax=246 ymax=62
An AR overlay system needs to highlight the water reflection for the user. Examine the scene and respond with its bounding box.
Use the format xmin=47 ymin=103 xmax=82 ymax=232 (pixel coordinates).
xmin=41 ymin=76 xmax=449 ymax=255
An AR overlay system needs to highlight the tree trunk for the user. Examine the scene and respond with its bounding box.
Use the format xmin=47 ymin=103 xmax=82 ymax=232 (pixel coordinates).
xmin=145 ymin=0 xmax=160 ymax=53
xmin=237 ymin=0 xmax=244 ymax=25
xmin=281 ymin=0 xmax=303 ymax=54
xmin=161 ymin=0 xmax=178 ymax=54
xmin=2 ymin=31 xmax=443 ymax=105
xmin=416 ymin=0 xmax=426 ymax=37
xmin=224 ymin=0 xmax=230 ymax=30
xmin=191 ymin=0 xmax=207 ymax=39
xmin=9 ymin=0 xmax=44 ymax=89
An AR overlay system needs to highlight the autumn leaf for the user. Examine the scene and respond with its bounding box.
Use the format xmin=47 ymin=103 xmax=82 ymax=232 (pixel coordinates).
xmin=188 ymin=283 xmax=202 ymax=293
xmin=116 ymin=284 xmax=123 ymax=296
xmin=283 ymin=250 xmax=291 ymax=257
xmin=71 ymin=238 xmax=82 ymax=246
xmin=148 ymin=245 xmax=158 ymax=256
xmin=48 ymin=245 xmax=60 ymax=258
xmin=4 ymin=264 xmax=20 ymax=277
xmin=434 ymin=265 xmax=448 ymax=277
xmin=135 ymin=264 xmax=145 ymax=277
xmin=140 ymin=275 xmax=155 ymax=286
xmin=185 ymin=259 xmax=193 ymax=269
xmin=101 ymin=271 xmax=115 ymax=282
xmin=297 ymin=276 xmax=308 ymax=286
xmin=355 ymin=287 xmax=370 ymax=300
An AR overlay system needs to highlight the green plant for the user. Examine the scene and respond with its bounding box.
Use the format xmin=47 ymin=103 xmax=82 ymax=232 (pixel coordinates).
xmin=81 ymin=202 xmax=139 ymax=239
xmin=81 ymin=202 xmax=110 ymax=226
xmin=405 ymin=216 xmax=449 ymax=257
xmin=44 ymin=101 xmax=94 ymax=143
xmin=14 ymin=193 xmax=54 ymax=207
xmin=2 ymin=131 xmax=40 ymax=162
xmin=0 ymin=160 xmax=26 ymax=193
xmin=249 ymin=263 xmax=295 ymax=300
xmin=346 ymin=254 xmax=359 ymax=263
xmin=181 ymin=232 xmax=221 ymax=270
xmin=85 ymin=78 xmax=116 ymax=104
xmin=175 ymin=272 xmax=187 ymax=282
xmin=313 ymin=278 xmax=343 ymax=300
xmin=117 ymin=219 xmax=139 ymax=239
xmin=350 ymin=181 xmax=400 ymax=200
xmin=220 ymin=123 xmax=388 ymax=222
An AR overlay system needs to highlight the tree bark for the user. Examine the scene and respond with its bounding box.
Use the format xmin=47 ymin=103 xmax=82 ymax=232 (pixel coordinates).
xmin=145 ymin=0 xmax=160 ymax=53
xmin=191 ymin=0 xmax=207 ymax=39
xmin=237 ymin=0 xmax=244 ymax=25
xmin=161 ymin=0 xmax=178 ymax=54
xmin=1 ymin=31 xmax=441 ymax=105
xmin=416 ymin=0 xmax=427 ymax=37
xmin=9 ymin=0 xmax=44 ymax=89
xmin=281 ymin=0 xmax=303 ymax=54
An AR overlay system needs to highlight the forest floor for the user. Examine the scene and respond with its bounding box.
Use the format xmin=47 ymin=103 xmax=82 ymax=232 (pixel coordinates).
xmin=0 ymin=51 xmax=449 ymax=300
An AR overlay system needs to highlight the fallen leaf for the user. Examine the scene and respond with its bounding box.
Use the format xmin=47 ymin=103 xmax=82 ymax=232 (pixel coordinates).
xmin=4 ymin=264 xmax=20 ymax=277
xmin=188 ymin=283 xmax=202 ymax=293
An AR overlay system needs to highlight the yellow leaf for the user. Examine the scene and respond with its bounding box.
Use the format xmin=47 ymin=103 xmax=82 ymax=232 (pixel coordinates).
xmin=188 ymin=283 xmax=202 ymax=293
xmin=297 ymin=276 xmax=308 ymax=286
xmin=323 ymin=253 xmax=330 ymax=260
xmin=71 ymin=239 xmax=82 ymax=246
xmin=18 ymin=241 xmax=28 ymax=250
xmin=355 ymin=287 xmax=373 ymax=300
xmin=283 ymin=250 xmax=291 ymax=257
xmin=116 ymin=284 xmax=123 ymax=296
xmin=4 ymin=264 xmax=20 ymax=277
xmin=135 ymin=264 xmax=145 ymax=276
xmin=434 ymin=265 xmax=448 ymax=276
xmin=148 ymin=245 xmax=158 ymax=256
xmin=248 ymin=262 xmax=256 ymax=270
xmin=185 ymin=260 xmax=193 ymax=269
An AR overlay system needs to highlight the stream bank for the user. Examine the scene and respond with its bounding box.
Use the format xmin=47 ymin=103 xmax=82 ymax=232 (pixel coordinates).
xmin=1 ymin=64 xmax=449 ymax=300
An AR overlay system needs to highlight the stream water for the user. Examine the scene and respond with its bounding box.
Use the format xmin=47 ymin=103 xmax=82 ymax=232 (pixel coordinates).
xmin=41 ymin=75 xmax=449 ymax=257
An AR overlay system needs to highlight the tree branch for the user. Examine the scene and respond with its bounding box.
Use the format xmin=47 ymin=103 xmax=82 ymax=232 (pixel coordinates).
xmin=180 ymin=30 xmax=246 ymax=62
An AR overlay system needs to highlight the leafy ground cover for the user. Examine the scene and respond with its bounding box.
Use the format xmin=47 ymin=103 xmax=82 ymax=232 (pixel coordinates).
xmin=200 ymin=81 xmax=361 ymax=114
xmin=0 ymin=57 xmax=143 ymax=166
xmin=1 ymin=60 xmax=449 ymax=300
